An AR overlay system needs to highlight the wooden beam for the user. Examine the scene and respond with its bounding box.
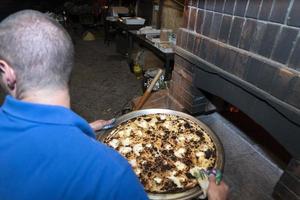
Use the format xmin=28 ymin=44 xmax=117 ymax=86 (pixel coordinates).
xmin=157 ymin=0 xmax=164 ymax=29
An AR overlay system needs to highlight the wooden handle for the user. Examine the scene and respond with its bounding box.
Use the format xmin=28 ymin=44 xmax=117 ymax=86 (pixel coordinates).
xmin=133 ymin=69 xmax=164 ymax=110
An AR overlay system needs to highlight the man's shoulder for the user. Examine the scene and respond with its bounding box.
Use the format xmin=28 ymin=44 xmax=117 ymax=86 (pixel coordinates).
xmin=47 ymin=126 xmax=127 ymax=161
xmin=30 ymin=124 xmax=122 ymax=159
xmin=27 ymin=124 xmax=132 ymax=180
xmin=0 ymin=99 xmax=147 ymax=199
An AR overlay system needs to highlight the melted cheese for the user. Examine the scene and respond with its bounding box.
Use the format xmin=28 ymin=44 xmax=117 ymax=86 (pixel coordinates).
xmin=170 ymin=170 xmax=177 ymax=176
xmin=122 ymin=138 xmax=131 ymax=146
xmin=135 ymin=168 xmax=141 ymax=175
xmin=196 ymin=151 xmax=205 ymax=158
xmin=187 ymin=134 xmax=200 ymax=142
xmin=139 ymin=120 xmax=148 ymax=129
xmin=198 ymin=158 xmax=212 ymax=168
xmin=174 ymin=148 xmax=186 ymax=158
xmin=177 ymin=135 xmax=186 ymax=143
xmin=141 ymin=160 xmax=147 ymax=165
xmin=158 ymin=130 xmax=165 ymax=136
xmin=119 ymin=146 xmax=132 ymax=154
xmin=189 ymin=166 xmax=203 ymax=177
xmin=154 ymin=177 xmax=162 ymax=184
xmin=129 ymin=159 xmax=137 ymax=167
xmin=200 ymin=144 xmax=209 ymax=151
xmin=118 ymin=129 xmax=131 ymax=138
xmin=148 ymin=118 xmax=158 ymax=127
xmin=165 ymin=144 xmax=172 ymax=150
xmin=135 ymin=129 xmax=143 ymax=137
xmin=168 ymin=175 xmax=183 ymax=188
xmin=174 ymin=161 xmax=187 ymax=171
xmin=159 ymin=114 xmax=166 ymax=120
xmin=133 ymin=144 xmax=143 ymax=156
xmin=163 ymin=121 xmax=173 ymax=129
xmin=109 ymin=139 xmax=119 ymax=148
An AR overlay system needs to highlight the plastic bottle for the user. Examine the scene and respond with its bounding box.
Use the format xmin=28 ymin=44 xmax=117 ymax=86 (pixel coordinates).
xmin=133 ymin=63 xmax=143 ymax=79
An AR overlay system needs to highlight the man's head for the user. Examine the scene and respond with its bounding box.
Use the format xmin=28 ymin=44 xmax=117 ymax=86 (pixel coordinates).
xmin=0 ymin=10 xmax=74 ymax=99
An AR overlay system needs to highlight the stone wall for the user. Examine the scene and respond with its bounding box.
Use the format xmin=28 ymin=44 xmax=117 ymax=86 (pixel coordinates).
xmin=169 ymin=54 xmax=209 ymax=114
xmin=177 ymin=0 xmax=300 ymax=110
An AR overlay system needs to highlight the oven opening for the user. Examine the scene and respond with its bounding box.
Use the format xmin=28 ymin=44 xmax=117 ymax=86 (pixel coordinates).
xmin=203 ymin=91 xmax=292 ymax=169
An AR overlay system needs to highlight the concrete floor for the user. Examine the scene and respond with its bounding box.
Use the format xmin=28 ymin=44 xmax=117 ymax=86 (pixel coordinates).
xmin=0 ymin=33 xmax=142 ymax=122
xmin=69 ymin=36 xmax=142 ymax=122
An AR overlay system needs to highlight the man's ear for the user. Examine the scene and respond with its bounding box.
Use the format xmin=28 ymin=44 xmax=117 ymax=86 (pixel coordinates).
xmin=0 ymin=60 xmax=17 ymax=95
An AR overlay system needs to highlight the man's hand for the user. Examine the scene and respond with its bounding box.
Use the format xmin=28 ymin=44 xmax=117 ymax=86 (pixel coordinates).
xmin=207 ymin=174 xmax=229 ymax=200
xmin=89 ymin=119 xmax=115 ymax=132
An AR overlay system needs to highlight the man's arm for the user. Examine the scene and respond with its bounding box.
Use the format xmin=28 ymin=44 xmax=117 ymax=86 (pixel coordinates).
xmin=89 ymin=119 xmax=115 ymax=131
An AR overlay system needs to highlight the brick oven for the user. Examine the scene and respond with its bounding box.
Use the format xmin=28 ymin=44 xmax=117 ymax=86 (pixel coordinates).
xmin=169 ymin=0 xmax=300 ymax=199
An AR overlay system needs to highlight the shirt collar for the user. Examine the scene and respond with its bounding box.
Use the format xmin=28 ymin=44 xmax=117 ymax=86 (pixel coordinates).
xmin=1 ymin=95 xmax=95 ymax=138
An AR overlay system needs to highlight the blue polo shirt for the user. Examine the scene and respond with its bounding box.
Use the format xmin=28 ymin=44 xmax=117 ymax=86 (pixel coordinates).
xmin=0 ymin=96 xmax=148 ymax=200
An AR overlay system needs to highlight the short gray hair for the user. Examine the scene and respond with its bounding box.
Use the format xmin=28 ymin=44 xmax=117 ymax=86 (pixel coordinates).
xmin=0 ymin=10 xmax=74 ymax=96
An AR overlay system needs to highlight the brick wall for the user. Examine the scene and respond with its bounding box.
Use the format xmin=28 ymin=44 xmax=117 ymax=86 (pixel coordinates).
xmin=176 ymin=0 xmax=300 ymax=110
xmin=169 ymin=55 xmax=208 ymax=114
xmin=171 ymin=1 xmax=300 ymax=198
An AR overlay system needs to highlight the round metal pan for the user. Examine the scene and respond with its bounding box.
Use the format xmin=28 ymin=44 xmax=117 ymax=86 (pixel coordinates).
xmin=97 ymin=109 xmax=224 ymax=200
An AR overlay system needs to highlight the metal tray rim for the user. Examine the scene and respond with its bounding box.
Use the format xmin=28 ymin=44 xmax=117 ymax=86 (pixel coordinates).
xmin=98 ymin=108 xmax=224 ymax=200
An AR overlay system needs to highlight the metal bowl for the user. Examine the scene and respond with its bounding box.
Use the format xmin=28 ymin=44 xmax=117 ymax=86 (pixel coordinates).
xmin=97 ymin=109 xmax=224 ymax=200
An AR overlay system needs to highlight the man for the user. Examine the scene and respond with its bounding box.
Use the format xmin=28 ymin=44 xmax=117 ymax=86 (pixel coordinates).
xmin=0 ymin=10 xmax=228 ymax=200
xmin=0 ymin=10 xmax=148 ymax=200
